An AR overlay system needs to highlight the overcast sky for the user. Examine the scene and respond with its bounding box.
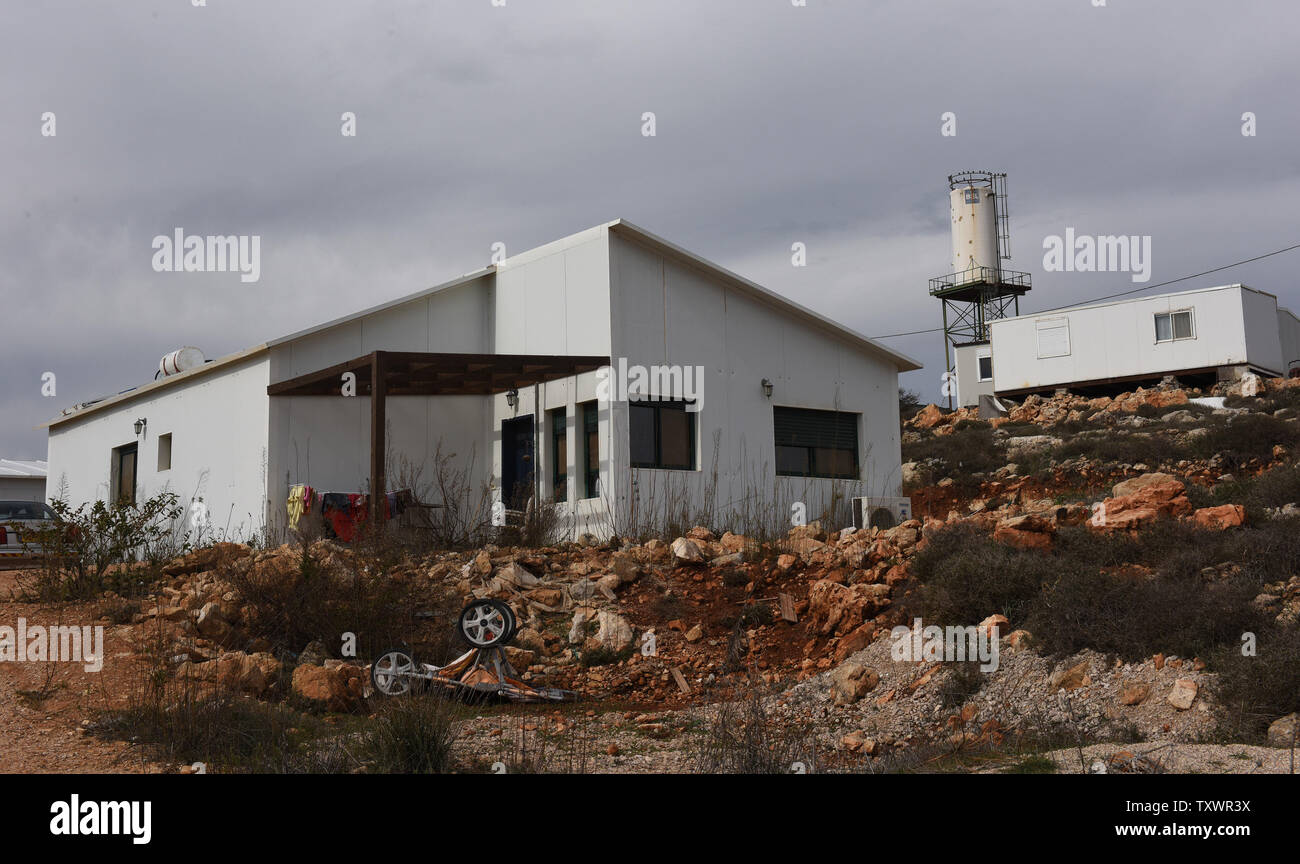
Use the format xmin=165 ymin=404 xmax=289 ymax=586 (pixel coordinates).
xmin=3 ymin=0 xmax=1299 ymax=458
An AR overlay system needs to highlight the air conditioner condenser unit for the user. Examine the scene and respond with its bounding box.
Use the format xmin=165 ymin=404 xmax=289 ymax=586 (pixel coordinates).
xmin=851 ymin=496 xmax=913 ymax=530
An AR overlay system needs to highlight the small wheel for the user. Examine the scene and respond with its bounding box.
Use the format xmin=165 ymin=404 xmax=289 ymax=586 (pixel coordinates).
xmin=371 ymin=648 xmax=416 ymax=696
xmin=459 ymin=599 xmax=514 ymax=648
xmin=500 ymin=602 xmax=518 ymax=644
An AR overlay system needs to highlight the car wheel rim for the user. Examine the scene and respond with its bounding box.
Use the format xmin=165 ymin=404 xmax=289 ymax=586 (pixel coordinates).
xmin=463 ymin=604 xmax=507 ymax=646
xmin=374 ymin=651 xmax=413 ymax=695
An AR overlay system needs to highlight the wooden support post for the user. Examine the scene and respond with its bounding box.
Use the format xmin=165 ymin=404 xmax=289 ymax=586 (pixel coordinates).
xmin=370 ymin=351 xmax=387 ymax=523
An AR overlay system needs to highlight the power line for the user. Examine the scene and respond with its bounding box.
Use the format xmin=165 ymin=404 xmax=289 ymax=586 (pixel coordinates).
xmin=870 ymin=241 xmax=1300 ymax=340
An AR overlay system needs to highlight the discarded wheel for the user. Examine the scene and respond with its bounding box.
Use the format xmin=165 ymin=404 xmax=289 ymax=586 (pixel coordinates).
xmin=459 ymin=599 xmax=515 ymax=648
xmin=371 ymin=648 xmax=417 ymax=696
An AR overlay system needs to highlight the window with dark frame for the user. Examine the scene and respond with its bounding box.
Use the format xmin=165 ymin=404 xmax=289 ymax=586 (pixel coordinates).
xmin=773 ymin=407 xmax=859 ymax=480
xmin=977 ymin=355 xmax=993 ymax=382
xmin=629 ymin=400 xmax=696 ymax=470
xmin=550 ymin=409 xmax=567 ymax=502
xmin=581 ymin=401 xmax=599 ymax=499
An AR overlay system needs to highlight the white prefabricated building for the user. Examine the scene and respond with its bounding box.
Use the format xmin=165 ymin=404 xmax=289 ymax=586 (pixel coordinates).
xmin=45 ymin=220 xmax=920 ymax=541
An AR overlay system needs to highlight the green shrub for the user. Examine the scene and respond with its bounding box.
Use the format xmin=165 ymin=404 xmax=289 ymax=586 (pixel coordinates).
xmin=19 ymin=492 xmax=187 ymax=601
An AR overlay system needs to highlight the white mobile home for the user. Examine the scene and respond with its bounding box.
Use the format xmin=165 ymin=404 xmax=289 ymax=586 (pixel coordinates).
xmin=0 ymin=459 xmax=48 ymax=502
xmin=46 ymin=220 xmax=919 ymax=541
xmin=953 ymin=284 xmax=1300 ymax=405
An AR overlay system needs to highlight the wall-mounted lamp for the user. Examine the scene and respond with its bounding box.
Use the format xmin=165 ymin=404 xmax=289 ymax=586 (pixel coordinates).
xmin=761 ymin=378 xmax=773 ymax=398
xmin=505 ymin=388 xmax=519 ymax=410
xmin=133 ymin=417 xmax=147 ymax=436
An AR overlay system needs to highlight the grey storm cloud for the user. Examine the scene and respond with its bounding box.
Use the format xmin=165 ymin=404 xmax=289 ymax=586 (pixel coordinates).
xmin=2 ymin=0 xmax=1299 ymax=456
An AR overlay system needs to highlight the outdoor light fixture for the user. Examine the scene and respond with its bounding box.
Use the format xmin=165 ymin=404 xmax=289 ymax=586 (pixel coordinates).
xmin=506 ymin=388 xmax=519 ymax=410
xmin=133 ymin=418 xmax=147 ymax=436
xmin=761 ymin=378 xmax=773 ymax=398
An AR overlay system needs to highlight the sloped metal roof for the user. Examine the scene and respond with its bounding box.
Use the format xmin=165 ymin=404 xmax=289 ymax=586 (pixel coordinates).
xmin=0 ymin=459 xmax=48 ymax=478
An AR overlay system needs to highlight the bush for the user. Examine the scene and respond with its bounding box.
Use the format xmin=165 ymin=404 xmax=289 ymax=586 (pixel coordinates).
xmin=1052 ymin=432 xmax=1169 ymax=467
xmin=19 ymin=492 xmax=187 ymax=601
xmin=224 ymin=540 xmax=426 ymax=659
xmin=911 ymin=521 xmax=1290 ymax=664
xmin=908 ymin=525 xmax=1050 ymax=626
xmin=692 ymin=694 xmax=818 ymax=774
xmin=1211 ymin=625 xmax=1300 ymax=743
xmin=1192 ymin=463 xmax=1300 ymax=521
xmin=903 ymin=426 xmax=1004 ymax=487
xmin=1190 ymin=413 xmax=1299 ymax=469
xmin=93 ymin=681 xmax=350 ymax=773
xmin=1027 ymin=559 xmax=1262 ymax=663
xmin=364 ymin=695 xmax=462 ymax=773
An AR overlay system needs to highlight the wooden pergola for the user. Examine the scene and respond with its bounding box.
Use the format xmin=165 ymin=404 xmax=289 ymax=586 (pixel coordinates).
xmin=267 ymin=350 xmax=609 ymax=519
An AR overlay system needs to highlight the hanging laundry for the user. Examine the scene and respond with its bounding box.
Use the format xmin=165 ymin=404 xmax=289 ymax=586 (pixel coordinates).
xmin=321 ymin=492 xmax=357 ymax=541
xmin=287 ymin=484 xmax=306 ymax=530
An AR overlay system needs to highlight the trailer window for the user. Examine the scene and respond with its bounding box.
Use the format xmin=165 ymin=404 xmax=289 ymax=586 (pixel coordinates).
xmin=1155 ymin=310 xmax=1194 ymax=342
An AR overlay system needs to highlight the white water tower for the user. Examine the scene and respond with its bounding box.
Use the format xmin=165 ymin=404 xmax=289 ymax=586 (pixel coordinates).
xmin=929 ymin=171 xmax=1032 ymax=407
xmin=949 ymin=183 xmax=1000 ymax=282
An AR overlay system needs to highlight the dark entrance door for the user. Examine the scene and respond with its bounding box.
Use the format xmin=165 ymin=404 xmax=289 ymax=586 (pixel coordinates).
xmin=501 ymin=415 xmax=535 ymax=510
xmin=116 ymin=443 xmax=138 ymax=505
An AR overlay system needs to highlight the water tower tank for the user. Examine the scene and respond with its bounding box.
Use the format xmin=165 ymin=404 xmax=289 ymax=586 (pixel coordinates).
xmin=949 ymin=184 xmax=999 ymax=282
xmin=159 ymin=346 xmax=205 ymax=377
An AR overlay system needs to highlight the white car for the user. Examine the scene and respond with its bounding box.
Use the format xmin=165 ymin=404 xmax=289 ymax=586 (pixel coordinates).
xmin=0 ymin=500 xmax=59 ymax=561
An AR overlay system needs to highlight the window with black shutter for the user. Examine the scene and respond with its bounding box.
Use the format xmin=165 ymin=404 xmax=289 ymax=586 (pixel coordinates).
xmin=773 ymin=407 xmax=859 ymax=479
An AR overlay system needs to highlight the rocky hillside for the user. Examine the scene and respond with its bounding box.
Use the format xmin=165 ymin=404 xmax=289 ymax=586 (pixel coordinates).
xmin=6 ymin=374 xmax=1299 ymax=773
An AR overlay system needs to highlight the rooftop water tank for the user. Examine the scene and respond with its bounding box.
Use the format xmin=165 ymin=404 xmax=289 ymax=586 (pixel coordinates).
xmin=159 ymin=346 xmax=205 ymax=377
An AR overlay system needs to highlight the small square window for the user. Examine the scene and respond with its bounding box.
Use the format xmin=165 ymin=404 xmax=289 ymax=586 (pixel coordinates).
xmin=977 ymin=355 xmax=993 ymax=382
xmin=157 ymin=433 xmax=172 ymax=471
xmin=1155 ymin=310 xmax=1194 ymax=343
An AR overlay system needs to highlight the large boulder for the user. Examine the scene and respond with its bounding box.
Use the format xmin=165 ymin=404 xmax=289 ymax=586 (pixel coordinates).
xmin=1166 ymin=678 xmax=1198 ymax=711
xmin=912 ymin=404 xmax=944 ymax=429
xmin=671 ymin=537 xmax=703 ymax=563
xmin=829 ymin=662 xmax=880 ymax=706
xmin=1192 ymin=504 xmax=1246 ymax=530
xmin=593 ymin=610 xmax=634 ymax=653
xmin=292 ymin=662 xmax=366 ymax=712
xmin=993 ymin=514 xmax=1055 ymax=550
xmin=494 ymin=561 xmax=538 ymax=589
xmin=809 ymin=580 xmax=891 ymax=637
xmin=194 ymin=602 xmax=233 ymax=642
xmin=162 ymin=542 xmax=251 ymax=577
xmin=1095 ymin=474 xmax=1192 ymax=530
xmin=1266 ymin=713 xmax=1298 ymax=748
xmin=1111 ymin=472 xmax=1180 ymax=499
xmin=214 ymin=651 xmax=281 ymax=695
